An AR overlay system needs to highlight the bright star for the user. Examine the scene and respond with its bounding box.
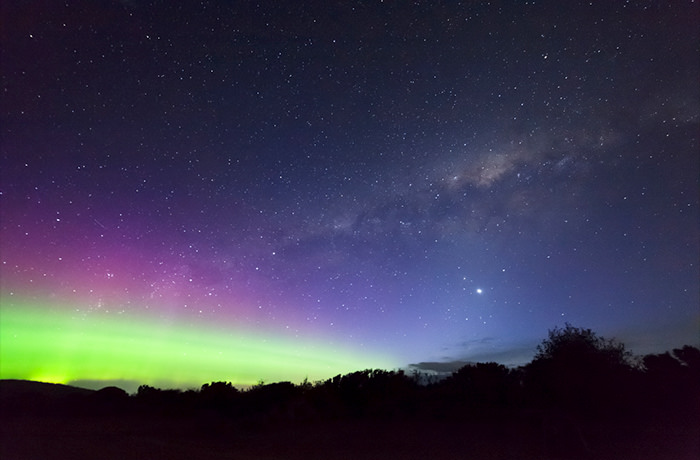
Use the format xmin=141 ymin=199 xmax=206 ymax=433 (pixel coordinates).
xmin=476 ymin=288 xmax=483 ymax=294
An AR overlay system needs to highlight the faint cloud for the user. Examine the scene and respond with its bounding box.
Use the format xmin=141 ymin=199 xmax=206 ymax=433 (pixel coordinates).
xmin=437 ymin=336 xmax=538 ymax=368
xmin=406 ymin=360 xmax=474 ymax=374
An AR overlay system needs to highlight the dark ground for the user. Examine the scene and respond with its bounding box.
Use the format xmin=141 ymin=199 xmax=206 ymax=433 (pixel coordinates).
xmin=2 ymin=411 xmax=698 ymax=460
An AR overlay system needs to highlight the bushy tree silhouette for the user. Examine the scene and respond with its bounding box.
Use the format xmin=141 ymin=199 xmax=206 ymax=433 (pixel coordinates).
xmin=433 ymin=362 xmax=517 ymax=419
xmin=533 ymin=323 xmax=631 ymax=366
xmin=310 ymin=369 xmax=419 ymax=418
xmin=92 ymin=386 xmax=130 ymax=413
xmin=525 ymin=323 xmax=634 ymax=416
xmin=199 ymin=381 xmax=239 ymax=414
xmin=642 ymin=345 xmax=700 ymax=413
xmin=673 ymin=345 xmax=700 ymax=373
xmin=643 ymin=351 xmax=684 ymax=375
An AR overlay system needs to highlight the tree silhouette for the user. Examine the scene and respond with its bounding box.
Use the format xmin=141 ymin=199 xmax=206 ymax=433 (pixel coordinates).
xmin=199 ymin=381 xmax=239 ymax=414
xmin=434 ymin=362 xmax=516 ymax=418
xmin=673 ymin=345 xmax=700 ymax=372
xmin=525 ymin=323 xmax=634 ymax=416
xmin=642 ymin=346 xmax=700 ymax=413
xmin=533 ymin=323 xmax=632 ymax=366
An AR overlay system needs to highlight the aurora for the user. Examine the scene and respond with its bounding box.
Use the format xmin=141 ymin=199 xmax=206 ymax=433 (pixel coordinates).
xmin=0 ymin=298 xmax=392 ymax=392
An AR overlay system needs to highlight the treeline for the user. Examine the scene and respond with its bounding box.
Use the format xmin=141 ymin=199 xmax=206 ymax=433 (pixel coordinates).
xmin=5 ymin=325 xmax=700 ymax=425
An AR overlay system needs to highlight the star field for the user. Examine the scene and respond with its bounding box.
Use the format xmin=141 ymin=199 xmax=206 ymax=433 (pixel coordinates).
xmin=1 ymin=0 xmax=698 ymax=390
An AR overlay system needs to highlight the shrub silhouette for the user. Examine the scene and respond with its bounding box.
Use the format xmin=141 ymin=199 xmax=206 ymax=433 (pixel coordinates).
xmin=673 ymin=345 xmax=700 ymax=374
xmin=433 ymin=362 xmax=517 ymax=418
xmin=199 ymin=381 xmax=239 ymax=414
xmin=524 ymin=323 xmax=634 ymax=416
xmin=92 ymin=386 xmax=130 ymax=413
xmin=642 ymin=346 xmax=700 ymax=412
xmin=311 ymin=369 xmax=419 ymax=418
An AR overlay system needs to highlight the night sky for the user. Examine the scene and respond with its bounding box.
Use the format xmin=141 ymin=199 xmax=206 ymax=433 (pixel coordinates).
xmin=1 ymin=0 xmax=698 ymax=392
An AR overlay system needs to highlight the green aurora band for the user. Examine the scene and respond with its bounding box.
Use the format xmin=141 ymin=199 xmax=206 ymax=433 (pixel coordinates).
xmin=0 ymin=299 xmax=393 ymax=392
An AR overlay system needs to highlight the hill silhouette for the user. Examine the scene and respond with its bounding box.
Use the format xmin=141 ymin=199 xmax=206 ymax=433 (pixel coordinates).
xmin=0 ymin=379 xmax=95 ymax=398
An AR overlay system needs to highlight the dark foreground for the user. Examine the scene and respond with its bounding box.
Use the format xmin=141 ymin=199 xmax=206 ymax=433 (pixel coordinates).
xmin=3 ymin=332 xmax=698 ymax=459
xmin=2 ymin=411 xmax=698 ymax=460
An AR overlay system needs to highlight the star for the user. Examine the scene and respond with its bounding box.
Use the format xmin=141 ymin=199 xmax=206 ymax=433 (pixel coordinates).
xmin=0 ymin=0 xmax=697 ymax=390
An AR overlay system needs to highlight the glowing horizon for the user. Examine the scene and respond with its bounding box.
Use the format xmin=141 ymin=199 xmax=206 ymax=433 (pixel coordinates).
xmin=0 ymin=297 xmax=395 ymax=391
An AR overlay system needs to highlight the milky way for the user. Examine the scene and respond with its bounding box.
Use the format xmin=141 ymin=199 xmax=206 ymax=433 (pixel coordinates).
xmin=1 ymin=1 xmax=698 ymax=391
